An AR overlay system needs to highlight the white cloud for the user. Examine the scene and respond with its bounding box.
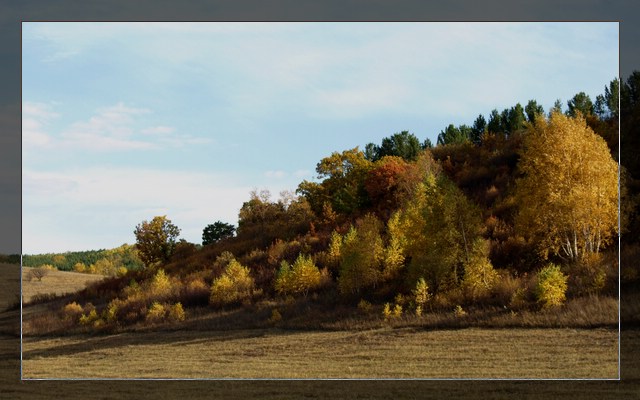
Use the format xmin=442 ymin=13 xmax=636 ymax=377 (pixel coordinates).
xmin=61 ymin=102 xmax=150 ymax=146
xmin=22 ymin=167 xmax=254 ymax=253
xmin=22 ymin=101 xmax=214 ymax=152
xmin=22 ymin=101 xmax=58 ymax=147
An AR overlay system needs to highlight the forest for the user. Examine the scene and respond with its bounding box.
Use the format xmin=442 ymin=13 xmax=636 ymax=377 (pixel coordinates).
xmin=22 ymin=73 xmax=640 ymax=335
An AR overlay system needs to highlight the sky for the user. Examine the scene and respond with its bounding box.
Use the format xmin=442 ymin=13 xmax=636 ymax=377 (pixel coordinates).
xmin=22 ymin=22 xmax=618 ymax=254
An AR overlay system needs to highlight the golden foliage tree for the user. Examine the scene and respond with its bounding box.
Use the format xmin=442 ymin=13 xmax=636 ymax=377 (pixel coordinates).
xmin=209 ymin=259 xmax=255 ymax=306
xmin=515 ymin=112 xmax=618 ymax=262
xmin=399 ymin=175 xmax=484 ymax=293
xmin=275 ymin=254 xmax=327 ymax=297
xmin=337 ymin=214 xmax=385 ymax=295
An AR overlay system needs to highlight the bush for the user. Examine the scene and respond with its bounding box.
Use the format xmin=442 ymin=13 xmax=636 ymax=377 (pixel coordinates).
xmin=454 ymin=305 xmax=467 ymax=317
xmin=268 ymin=308 xmax=282 ymax=324
xmin=357 ymin=299 xmax=372 ymax=313
xmin=274 ymin=254 xmax=327 ymax=297
xmin=180 ymin=276 xmax=210 ymax=307
xmin=209 ymin=259 xmax=255 ymax=306
xmin=79 ymin=309 xmax=99 ymax=326
xmin=28 ymin=266 xmax=52 ymax=282
xmin=413 ymin=277 xmax=431 ymax=309
xmin=61 ymin=302 xmax=84 ymax=322
xmin=150 ymin=269 xmax=173 ymax=299
xmin=382 ymin=303 xmax=392 ymax=320
xmin=168 ymin=302 xmax=186 ymax=322
xmin=462 ymin=254 xmax=498 ymax=300
xmin=567 ymin=253 xmax=611 ymax=296
xmin=535 ymin=263 xmax=568 ymax=309
xmin=146 ymin=301 xmax=166 ymax=323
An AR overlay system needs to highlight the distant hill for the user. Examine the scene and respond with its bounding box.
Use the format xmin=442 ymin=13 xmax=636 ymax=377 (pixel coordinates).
xmin=22 ymin=244 xmax=143 ymax=275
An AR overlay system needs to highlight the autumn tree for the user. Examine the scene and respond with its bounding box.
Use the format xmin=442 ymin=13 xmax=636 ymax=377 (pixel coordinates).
xmin=275 ymin=254 xmax=327 ymax=297
xmin=398 ymin=175 xmax=484 ymax=293
xmin=28 ymin=266 xmax=50 ymax=282
xmin=134 ymin=216 xmax=181 ymax=268
xmin=337 ymin=214 xmax=385 ymax=295
xmin=202 ymin=221 xmax=236 ymax=245
xmin=209 ymin=259 xmax=255 ymax=306
xmin=515 ymin=112 xmax=618 ymax=262
xmin=297 ymin=147 xmax=373 ymax=216
xmin=364 ymin=156 xmax=410 ymax=219
xmin=236 ymin=190 xmax=314 ymax=247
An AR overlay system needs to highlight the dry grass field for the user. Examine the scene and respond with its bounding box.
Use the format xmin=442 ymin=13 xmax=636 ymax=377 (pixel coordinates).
xmin=21 ymin=326 xmax=618 ymax=379
xmin=21 ymin=266 xmax=106 ymax=304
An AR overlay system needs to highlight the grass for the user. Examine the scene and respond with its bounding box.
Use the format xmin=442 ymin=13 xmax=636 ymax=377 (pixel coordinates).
xmin=21 ymin=326 xmax=618 ymax=379
xmin=21 ymin=267 xmax=106 ymax=304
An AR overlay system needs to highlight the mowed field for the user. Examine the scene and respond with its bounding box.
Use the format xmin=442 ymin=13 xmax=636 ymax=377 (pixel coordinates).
xmin=22 ymin=326 xmax=618 ymax=379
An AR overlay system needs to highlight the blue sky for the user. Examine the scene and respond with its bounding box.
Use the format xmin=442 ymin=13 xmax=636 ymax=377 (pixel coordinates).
xmin=22 ymin=22 xmax=618 ymax=254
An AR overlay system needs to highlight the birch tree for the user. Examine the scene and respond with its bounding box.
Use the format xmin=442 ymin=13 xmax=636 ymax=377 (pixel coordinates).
xmin=515 ymin=112 xmax=618 ymax=262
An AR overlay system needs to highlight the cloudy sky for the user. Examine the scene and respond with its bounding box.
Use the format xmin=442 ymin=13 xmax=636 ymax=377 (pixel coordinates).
xmin=22 ymin=22 xmax=618 ymax=254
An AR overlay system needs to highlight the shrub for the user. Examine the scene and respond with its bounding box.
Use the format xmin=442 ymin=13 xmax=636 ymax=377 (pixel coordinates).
xmin=123 ymin=279 xmax=141 ymax=298
xmin=150 ymin=269 xmax=172 ymax=299
xmin=535 ymin=263 xmax=568 ymax=309
xmin=392 ymin=304 xmax=403 ymax=318
xmin=104 ymin=299 xmax=123 ymax=323
xmin=73 ymin=263 xmax=87 ymax=273
xmin=382 ymin=303 xmax=392 ymax=320
xmin=357 ymin=299 xmax=372 ymax=313
xmin=491 ymin=271 xmax=523 ymax=307
xmin=413 ymin=277 xmax=431 ymax=309
xmin=180 ymin=277 xmax=210 ymax=306
xmin=275 ymin=254 xmax=327 ymax=297
xmin=268 ymin=308 xmax=282 ymax=323
xmin=146 ymin=301 xmax=166 ymax=323
xmin=209 ymin=259 xmax=255 ymax=306
xmin=79 ymin=309 xmax=99 ymax=326
xmin=61 ymin=302 xmax=84 ymax=322
xmin=567 ymin=253 xmax=609 ymax=296
xmin=454 ymin=305 xmax=466 ymax=317
xmin=29 ymin=266 xmax=51 ymax=282
xmin=462 ymin=255 xmax=499 ymax=300
xmin=168 ymin=302 xmax=186 ymax=322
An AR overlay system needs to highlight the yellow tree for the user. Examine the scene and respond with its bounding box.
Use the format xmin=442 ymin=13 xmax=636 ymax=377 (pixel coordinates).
xmin=515 ymin=112 xmax=618 ymax=262
xmin=337 ymin=214 xmax=385 ymax=295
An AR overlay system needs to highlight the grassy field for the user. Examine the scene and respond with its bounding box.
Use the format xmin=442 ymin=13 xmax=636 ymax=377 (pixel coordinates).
xmin=21 ymin=266 xmax=106 ymax=304
xmin=21 ymin=326 xmax=618 ymax=379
